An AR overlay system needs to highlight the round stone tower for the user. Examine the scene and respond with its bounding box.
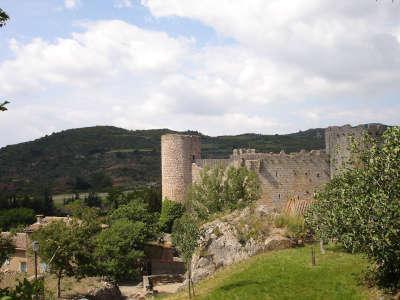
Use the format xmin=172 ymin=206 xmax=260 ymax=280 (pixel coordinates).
xmin=161 ymin=134 xmax=201 ymax=203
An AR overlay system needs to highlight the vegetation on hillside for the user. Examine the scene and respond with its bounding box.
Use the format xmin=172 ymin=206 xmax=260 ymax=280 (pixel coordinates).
xmin=306 ymin=126 xmax=400 ymax=290
xmin=0 ymin=126 xmax=325 ymax=194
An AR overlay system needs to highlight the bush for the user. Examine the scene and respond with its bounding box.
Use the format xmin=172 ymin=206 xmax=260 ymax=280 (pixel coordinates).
xmin=274 ymin=214 xmax=306 ymax=240
xmin=188 ymin=166 xmax=261 ymax=221
xmin=305 ymin=127 xmax=400 ymax=290
xmin=158 ymin=199 xmax=184 ymax=233
xmin=0 ymin=208 xmax=35 ymax=231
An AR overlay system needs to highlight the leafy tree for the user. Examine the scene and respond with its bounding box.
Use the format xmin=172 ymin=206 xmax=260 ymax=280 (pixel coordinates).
xmin=306 ymin=127 xmax=400 ymax=290
xmin=0 ymin=101 xmax=9 ymax=112
xmin=158 ymin=199 xmax=184 ymax=233
xmin=188 ymin=165 xmax=261 ymax=220
xmin=0 ymin=8 xmax=9 ymax=27
xmin=109 ymin=199 xmax=158 ymax=235
xmin=0 ymin=208 xmax=35 ymax=231
xmin=93 ymin=219 xmax=147 ymax=281
xmin=32 ymin=216 xmax=100 ymax=298
xmin=172 ymin=213 xmax=201 ymax=298
xmin=84 ymin=191 xmax=101 ymax=207
xmin=32 ymin=221 xmax=74 ymax=298
xmin=0 ymin=235 xmax=14 ymax=266
xmin=106 ymin=188 xmax=124 ymax=210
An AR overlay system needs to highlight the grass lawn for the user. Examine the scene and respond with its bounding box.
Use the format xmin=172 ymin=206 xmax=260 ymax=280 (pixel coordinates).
xmin=164 ymin=245 xmax=382 ymax=300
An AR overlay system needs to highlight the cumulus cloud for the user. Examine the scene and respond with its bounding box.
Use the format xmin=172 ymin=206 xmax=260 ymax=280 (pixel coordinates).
xmin=1 ymin=1 xmax=399 ymax=146
xmin=64 ymin=0 xmax=81 ymax=10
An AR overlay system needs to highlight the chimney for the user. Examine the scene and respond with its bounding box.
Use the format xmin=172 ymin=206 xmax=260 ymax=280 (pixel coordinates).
xmin=36 ymin=214 xmax=44 ymax=224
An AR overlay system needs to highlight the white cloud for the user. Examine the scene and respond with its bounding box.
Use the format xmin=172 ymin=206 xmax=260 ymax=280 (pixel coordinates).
xmin=1 ymin=1 xmax=400 ymax=146
xmin=64 ymin=0 xmax=81 ymax=10
xmin=114 ymin=0 xmax=133 ymax=8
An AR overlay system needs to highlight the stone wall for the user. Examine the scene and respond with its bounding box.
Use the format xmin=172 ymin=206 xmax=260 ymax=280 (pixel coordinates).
xmin=325 ymin=124 xmax=385 ymax=178
xmin=161 ymin=124 xmax=385 ymax=209
xmin=161 ymin=134 xmax=200 ymax=202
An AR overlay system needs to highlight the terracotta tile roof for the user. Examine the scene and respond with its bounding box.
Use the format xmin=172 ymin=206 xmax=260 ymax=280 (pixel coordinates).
xmin=25 ymin=216 xmax=71 ymax=232
xmin=1 ymin=232 xmax=28 ymax=250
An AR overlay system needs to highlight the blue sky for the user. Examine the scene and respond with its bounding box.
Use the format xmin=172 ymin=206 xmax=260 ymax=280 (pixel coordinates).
xmin=0 ymin=0 xmax=399 ymax=147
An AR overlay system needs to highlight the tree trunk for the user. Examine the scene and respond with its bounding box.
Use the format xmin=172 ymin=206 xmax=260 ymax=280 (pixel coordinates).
xmin=187 ymin=262 xmax=192 ymax=299
xmin=320 ymin=239 xmax=325 ymax=254
xmin=57 ymin=271 xmax=62 ymax=298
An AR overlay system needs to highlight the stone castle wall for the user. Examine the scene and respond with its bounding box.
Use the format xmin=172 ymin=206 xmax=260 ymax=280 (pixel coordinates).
xmin=197 ymin=150 xmax=330 ymax=210
xmin=325 ymin=124 xmax=386 ymax=178
xmin=161 ymin=125 xmax=385 ymax=210
xmin=161 ymin=134 xmax=200 ymax=203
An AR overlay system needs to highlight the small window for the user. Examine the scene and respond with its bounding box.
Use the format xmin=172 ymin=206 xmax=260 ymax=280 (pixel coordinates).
xmin=316 ymin=173 xmax=320 ymax=178
xmin=278 ymin=193 xmax=280 ymax=199
xmin=20 ymin=262 xmax=27 ymax=273
xmin=275 ymin=171 xmax=278 ymax=177
xmin=192 ymin=155 xmax=195 ymax=161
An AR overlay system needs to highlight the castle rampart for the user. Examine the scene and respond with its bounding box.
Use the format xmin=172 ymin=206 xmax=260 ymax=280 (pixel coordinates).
xmin=161 ymin=124 xmax=385 ymax=211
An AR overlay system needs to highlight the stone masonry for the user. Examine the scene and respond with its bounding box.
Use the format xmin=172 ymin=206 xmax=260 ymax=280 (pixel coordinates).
xmin=161 ymin=125 xmax=385 ymax=210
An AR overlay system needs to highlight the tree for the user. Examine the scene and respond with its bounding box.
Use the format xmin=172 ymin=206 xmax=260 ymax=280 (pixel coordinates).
xmin=305 ymin=126 xmax=400 ymax=289
xmin=32 ymin=216 xmax=100 ymax=298
xmin=158 ymin=199 xmax=184 ymax=233
xmin=0 ymin=8 xmax=9 ymax=27
xmin=93 ymin=219 xmax=147 ymax=281
xmin=0 ymin=101 xmax=9 ymax=112
xmin=188 ymin=165 xmax=261 ymax=220
xmin=0 ymin=235 xmax=14 ymax=266
xmin=172 ymin=213 xmax=201 ymax=298
xmin=32 ymin=221 xmax=74 ymax=298
xmin=109 ymin=199 xmax=158 ymax=234
xmin=0 ymin=208 xmax=35 ymax=231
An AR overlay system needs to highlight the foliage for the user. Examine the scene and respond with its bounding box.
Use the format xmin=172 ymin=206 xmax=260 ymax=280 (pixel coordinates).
xmin=0 ymin=101 xmax=9 ymax=112
xmin=0 ymin=235 xmax=14 ymax=266
xmin=187 ymin=166 xmax=261 ymax=220
xmin=108 ymin=199 xmax=158 ymax=233
xmin=274 ymin=214 xmax=307 ymax=240
xmin=172 ymin=213 xmax=201 ymax=298
xmin=84 ymin=191 xmax=101 ymax=207
xmin=92 ymin=199 xmax=159 ymax=281
xmin=0 ymin=208 xmax=35 ymax=231
xmin=305 ymin=126 xmax=400 ymax=289
xmin=165 ymin=246 xmax=379 ymax=300
xmin=0 ymin=126 xmax=325 ymax=194
xmin=31 ymin=216 xmax=100 ymax=297
xmin=93 ymin=219 xmax=147 ymax=282
xmin=158 ymin=199 xmax=184 ymax=233
xmin=0 ymin=278 xmax=44 ymax=300
xmin=0 ymin=8 xmax=9 ymax=27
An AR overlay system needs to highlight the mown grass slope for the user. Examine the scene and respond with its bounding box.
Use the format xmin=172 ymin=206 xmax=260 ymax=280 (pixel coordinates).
xmin=165 ymin=245 xmax=381 ymax=300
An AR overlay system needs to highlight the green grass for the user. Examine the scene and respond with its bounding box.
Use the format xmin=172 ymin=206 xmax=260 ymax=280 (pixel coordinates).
xmin=165 ymin=245 xmax=381 ymax=300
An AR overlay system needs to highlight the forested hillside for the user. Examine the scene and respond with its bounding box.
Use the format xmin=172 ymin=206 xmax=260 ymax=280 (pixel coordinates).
xmin=0 ymin=126 xmax=325 ymax=194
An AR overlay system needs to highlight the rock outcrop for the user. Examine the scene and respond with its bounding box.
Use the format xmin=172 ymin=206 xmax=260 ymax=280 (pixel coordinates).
xmin=191 ymin=207 xmax=292 ymax=283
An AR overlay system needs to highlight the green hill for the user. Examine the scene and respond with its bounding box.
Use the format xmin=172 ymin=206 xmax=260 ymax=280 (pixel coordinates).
xmin=0 ymin=126 xmax=325 ymax=194
xmin=165 ymin=245 xmax=380 ymax=300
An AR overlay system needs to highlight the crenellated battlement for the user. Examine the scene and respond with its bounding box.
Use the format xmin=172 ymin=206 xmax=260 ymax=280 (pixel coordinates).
xmin=161 ymin=124 xmax=385 ymax=211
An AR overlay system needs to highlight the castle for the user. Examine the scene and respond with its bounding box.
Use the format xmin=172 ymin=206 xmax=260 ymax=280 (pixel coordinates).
xmin=161 ymin=124 xmax=385 ymax=212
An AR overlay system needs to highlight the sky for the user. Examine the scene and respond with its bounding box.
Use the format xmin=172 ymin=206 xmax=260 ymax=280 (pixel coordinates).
xmin=0 ymin=0 xmax=399 ymax=147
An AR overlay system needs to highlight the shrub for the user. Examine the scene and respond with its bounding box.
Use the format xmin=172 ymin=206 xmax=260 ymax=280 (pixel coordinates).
xmin=187 ymin=165 xmax=261 ymax=221
xmin=0 ymin=208 xmax=35 ymax=231
xmin=158 ymin=199 xmax=185 ymax=233
xmin=305 ymin=126 xmax=400 ymax=290
xmin=274 ymin=214 xmax=306 ymax=240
